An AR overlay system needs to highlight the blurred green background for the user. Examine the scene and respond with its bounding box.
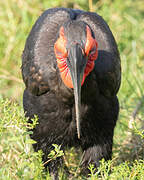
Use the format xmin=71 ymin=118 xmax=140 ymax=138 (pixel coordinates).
xmin=0 ymin=0 xmax=144 ymax=101
xmin=0 ymin=0 xmax=144 ymax=179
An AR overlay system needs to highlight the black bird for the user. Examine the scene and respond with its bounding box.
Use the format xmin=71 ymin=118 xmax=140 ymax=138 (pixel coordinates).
xmin=22 ymin=8 xmax=121 ymax=178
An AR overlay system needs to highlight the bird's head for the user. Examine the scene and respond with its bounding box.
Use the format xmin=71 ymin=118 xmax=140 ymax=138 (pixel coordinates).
xmin=54 ymin=21 xmax=98 ymax=138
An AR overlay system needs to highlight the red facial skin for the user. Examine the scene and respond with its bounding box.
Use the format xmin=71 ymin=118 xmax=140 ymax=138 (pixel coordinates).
xmin=54 ymin=26 xmax=98 ymax=88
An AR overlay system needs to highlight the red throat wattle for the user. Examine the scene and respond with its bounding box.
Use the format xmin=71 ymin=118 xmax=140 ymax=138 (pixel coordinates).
xmin=54 ymin=25 xmax=98 ymax=88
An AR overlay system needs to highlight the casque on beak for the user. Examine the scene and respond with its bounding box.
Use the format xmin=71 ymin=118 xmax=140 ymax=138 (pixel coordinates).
xmin=66 ymin=43 xmax=88 ymax=139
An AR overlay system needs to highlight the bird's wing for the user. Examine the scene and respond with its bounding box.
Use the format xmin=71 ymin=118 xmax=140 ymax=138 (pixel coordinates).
xmin=76 ymin=12 xmax=121 ymax=97
xmin=22 ymin=8 xmax=83 ymax=95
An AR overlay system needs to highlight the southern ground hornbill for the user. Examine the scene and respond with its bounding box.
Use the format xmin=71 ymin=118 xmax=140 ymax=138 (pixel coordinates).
xmin=22 ymin=8 xmax=121 ymax=177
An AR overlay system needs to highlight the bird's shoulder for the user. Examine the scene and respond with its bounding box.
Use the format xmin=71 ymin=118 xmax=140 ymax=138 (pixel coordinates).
xmin=76 ymin=11 xmax=121 ymax=97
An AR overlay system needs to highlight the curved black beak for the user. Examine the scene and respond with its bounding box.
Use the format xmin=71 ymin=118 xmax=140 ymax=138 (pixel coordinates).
xmin=67 ymin=44 xmax=88 ymax=139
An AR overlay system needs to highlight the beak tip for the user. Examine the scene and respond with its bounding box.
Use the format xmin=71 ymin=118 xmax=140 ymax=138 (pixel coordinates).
xmin=76 ymin=109 xmax=81 ymax=139
xmin=77 ymin=131 xmax=80 ymax=139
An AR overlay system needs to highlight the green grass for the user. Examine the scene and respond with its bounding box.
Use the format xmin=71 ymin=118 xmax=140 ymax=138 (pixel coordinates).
xmin=0 ymin=99 xmax=143 ymax=179
xmin=0 ymin=0 xmax=144 ymax=179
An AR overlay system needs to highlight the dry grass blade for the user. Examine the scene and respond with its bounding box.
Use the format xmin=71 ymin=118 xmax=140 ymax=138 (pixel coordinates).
xmin=89 ymin=0 xmax=93 ymax=12
xmin=0 ymin=75 xmax=23 ymax=84
xmin=0 ymin=68 xmax=23 ymax=83
xmin=128 ymin=96 xmax=144 ymax=132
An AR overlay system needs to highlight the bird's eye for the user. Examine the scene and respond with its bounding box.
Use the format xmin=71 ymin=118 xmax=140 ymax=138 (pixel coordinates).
xmin=89 ymin=46 xmax=96 ymax=55
xmin=54 ymin=26 xmax=68 ymax=59
xmin=88 ymin=44 xmax=96 ymax=58
xmin=66 ymin=57 xmax=71 ymax=67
